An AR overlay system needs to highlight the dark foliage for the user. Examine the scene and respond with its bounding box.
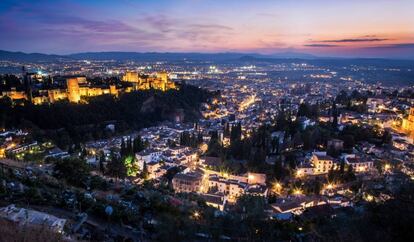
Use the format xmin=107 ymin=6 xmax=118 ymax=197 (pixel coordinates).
xmin=53 ymin=157 xmax=90 ymax=187
xmin=0 ymin=84 xmax=212 ymax=148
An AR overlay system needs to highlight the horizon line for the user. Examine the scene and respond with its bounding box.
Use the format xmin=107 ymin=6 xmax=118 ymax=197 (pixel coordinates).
xmin=1 ymin=49 xmax=414 ymax=61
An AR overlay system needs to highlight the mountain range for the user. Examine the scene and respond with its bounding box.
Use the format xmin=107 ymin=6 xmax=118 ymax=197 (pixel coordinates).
xmin=0 ymin=50 xmax=318 ymax=62
xmin=0 ymin=50 xmax=413 ymax=69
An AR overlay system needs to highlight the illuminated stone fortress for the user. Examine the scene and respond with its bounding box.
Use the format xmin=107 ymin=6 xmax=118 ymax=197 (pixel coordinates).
xmin=122 ymin=71 xmax=176 ymax=91
xmin=1 ymin=70 xmax=176 ymax=104
xmin=402 ymin=107 xmax=414 ymax=135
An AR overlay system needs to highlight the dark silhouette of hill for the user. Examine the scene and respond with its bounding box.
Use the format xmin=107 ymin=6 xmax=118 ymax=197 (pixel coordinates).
xmin=0 ymin=50 xmax=317 ymax=62
xmin=0 ymin=50 xmax=69 ymax=62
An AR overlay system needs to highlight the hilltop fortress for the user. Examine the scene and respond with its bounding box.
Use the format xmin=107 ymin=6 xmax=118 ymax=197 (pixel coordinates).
xmin=0 ymin=70 xmax=176 ymax=104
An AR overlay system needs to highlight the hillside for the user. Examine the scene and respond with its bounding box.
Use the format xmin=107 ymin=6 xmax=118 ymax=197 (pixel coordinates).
xmin=0 ymin=84 xmax=213 ymax=148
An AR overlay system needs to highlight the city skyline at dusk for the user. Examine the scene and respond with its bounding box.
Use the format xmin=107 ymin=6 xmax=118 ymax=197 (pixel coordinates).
xmin=1 ymin=1 xmax=414 ymax=241
xmin=1 ymin=0 xmax=414 ymax=58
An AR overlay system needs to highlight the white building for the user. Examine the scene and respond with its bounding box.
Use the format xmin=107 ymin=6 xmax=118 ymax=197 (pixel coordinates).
xmin=0 ymin=204 xmax=66 ymax=233
xmin=135 ymin=149 xmax=162 ymax=169
xmin=208 ymin=175 xmax=247 ymax=202
xmin=367 ymin=98 xmax=384 ymax=113
xmin=310 ymin=152 xmax=335 ymax=174
xmin=207 ymin=173 xmax=267 ymax=202
xmin=296 ymin=163 xmax=315 ymax=177
xmin=343 ymin=154 xmax=373 ymax=173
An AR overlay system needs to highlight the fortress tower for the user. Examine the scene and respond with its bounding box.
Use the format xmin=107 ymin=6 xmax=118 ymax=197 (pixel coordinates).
xmin=109 ymin=84 xmax=118 ymax=97
xmin=122 ymin=71 xmax=139 ymax=83
xmin=67 ymin=78 xmax=80 ymax=103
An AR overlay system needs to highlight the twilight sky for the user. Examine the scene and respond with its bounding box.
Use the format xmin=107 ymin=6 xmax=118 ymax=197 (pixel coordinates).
xmin=1 ymin=0 xmax=414 ymax=58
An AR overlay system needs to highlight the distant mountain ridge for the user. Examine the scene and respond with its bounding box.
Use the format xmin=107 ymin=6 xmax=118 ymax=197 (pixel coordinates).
xmin=0 ymin=50 xmax=69 ymax=62
xmin=68 ymin=51 xmax=317 ymax=61
xmin=69 ymin=52 xmax=258 ymax=61
xmin=0 ymin=50 xmax=318 ymax=62
xmin=1 ymin=50 xmax=413 ymax=63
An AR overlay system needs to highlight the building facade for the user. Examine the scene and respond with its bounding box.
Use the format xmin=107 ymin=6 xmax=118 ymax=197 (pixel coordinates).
xmin=402 ymin=107 xmax=414 ymax=134
xmin=172 ymin=172 xmax=203 ymax=193
xmin=311 ymin=152 xmax=334 ymax=174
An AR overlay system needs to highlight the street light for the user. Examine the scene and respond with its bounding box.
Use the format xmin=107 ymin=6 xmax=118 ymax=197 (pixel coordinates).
xmin=293 ymin=188 xmax=303 ymax=196
xmin=192 ymin=211 xmax=201 ymax=220
xmin=326 ymin=183 xmax=334 ymax=190
xmin=274 ymin=182 xmax=282 ymax=189
xmin=272 ymin=181 xmax=282 ymax=194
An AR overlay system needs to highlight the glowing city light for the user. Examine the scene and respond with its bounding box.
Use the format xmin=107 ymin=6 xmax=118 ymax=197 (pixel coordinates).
xmin=325 ymin=183 xmax=334 ymax=190
xmin=293 ymin=188 xmax=303 ymax=195
xmin=365 ymin=194 xmax=374 ymax=202
xmin=192 ymin=211 xmax=201 ymax=219
xmin=271 ymin=181 xmax=283 ymax=194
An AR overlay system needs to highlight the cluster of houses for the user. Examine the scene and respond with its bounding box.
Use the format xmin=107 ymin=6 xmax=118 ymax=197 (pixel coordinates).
xmin=296 ymin=150 xmax=374 ymax=177
xmin=135 ymin=146 xmax=198 ymax=178
xmin=0 ymin=130 xmax=30 ymax=158
xmin=270 ymin=194 xmax=352 ymax=220
xmin=172 ymin=167 xmax=269 ymax=211
xmin=0 ymin=130 xmax=68 ymax=160
xmin=84 ymin=124 xmax=202 ymax=179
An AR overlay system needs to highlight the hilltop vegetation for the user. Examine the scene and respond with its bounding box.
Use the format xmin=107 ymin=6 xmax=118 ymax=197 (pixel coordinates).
xmin=0 ymin=83 xmax=213 ymax=148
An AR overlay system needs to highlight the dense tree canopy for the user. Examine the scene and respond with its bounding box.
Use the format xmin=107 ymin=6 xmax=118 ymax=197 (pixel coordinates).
xmin=53 ymin=157 xmax=90 ymax=187
xmin=0 ymin=84 xmax=212 ymax=148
